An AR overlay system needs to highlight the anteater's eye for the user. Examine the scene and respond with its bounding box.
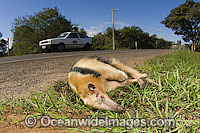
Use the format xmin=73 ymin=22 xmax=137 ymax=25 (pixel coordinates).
xmin=100 ymin=96 xmax=105 ymax=101
xmin=88 ymin=84 xmax=96 ymax=91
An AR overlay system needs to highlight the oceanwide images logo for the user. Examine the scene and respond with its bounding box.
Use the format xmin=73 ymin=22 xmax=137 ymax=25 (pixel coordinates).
xmin=25 ymin=115 xmax=176 ymax=129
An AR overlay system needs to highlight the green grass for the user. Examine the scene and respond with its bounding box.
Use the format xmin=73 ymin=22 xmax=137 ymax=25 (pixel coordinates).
xmin=0 ymin=50 xmax=200 ymax=132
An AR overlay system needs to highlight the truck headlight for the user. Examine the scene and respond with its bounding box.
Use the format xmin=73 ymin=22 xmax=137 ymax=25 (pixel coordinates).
xmin=49 ymin=40 xmax=54 ymax=44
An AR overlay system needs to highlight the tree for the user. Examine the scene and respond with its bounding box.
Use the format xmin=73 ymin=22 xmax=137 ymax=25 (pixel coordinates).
xmin=120 ymin=26 xmax=138 ymax=49
xmin=0 ymin=32 xmax=8 ymax=56
xmin=92 ymin=28 xmax=114 ymax=50
xmin=14 ymin=25 xmax=37 ymax=43
xmin=161 ymin=0 xmax=200 ymax=51
xmin=13 ymin=40 xmax=37 ymax=55
xmin=156 ymin=38 xmax=170 ymax=49
xmin=92 ymin=33 xmax=108 ymax=50
xmin=0 ymin=39 xmax=8 ymax=56
xmin=119 ymin=26 xmax=155 ymax=49
xmin=12 ymin=25 xmax=39 ymax=54
xmin=12 ymin=7 xmax=77 ymax=55
xmin=79 ymin=28 xmax=87 ymax=35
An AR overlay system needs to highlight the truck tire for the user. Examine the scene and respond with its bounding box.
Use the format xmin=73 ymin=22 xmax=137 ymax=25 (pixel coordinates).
xmin=84 ymin=43 xmax=91 ymax=51
xmin=42 ymin=49 xmax=51 ymax=53
xmin=57 ymin=44 xmax=65 ymax=52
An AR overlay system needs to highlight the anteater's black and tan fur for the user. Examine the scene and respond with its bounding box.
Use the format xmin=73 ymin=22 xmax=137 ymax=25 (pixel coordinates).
xmin=68 ymin=56 xmax=158 ymax=112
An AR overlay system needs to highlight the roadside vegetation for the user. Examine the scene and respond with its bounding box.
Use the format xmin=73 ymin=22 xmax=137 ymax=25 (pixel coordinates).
xmin=0 ymin=50 xmax=199 ymax=132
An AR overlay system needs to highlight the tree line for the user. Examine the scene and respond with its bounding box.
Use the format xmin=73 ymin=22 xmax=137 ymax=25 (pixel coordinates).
xmin=92 ymin=27 xmax=170 ymax=50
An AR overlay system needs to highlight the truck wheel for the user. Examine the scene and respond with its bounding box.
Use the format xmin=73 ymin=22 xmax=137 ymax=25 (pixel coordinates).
xmin=84 ymin=44 xmax=91 ymax=51
xmin=42 ymin=49 xmax=51 ymax=53
xmin=57 ymin=44 xmax=65 ymax=52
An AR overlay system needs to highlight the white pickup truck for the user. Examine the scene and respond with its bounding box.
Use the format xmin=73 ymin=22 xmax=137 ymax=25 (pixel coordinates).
xmin=39 ymin=32 xmax=92 ymax=52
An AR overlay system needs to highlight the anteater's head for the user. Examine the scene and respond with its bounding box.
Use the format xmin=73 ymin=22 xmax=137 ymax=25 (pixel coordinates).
xmin=68 ymin=70 xmax=125 ymax=112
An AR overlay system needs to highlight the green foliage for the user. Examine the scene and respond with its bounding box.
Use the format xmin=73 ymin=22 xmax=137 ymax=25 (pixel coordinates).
xmin=78 ymin=28 xmax=87 ymax=35
xmin=92 ymin=28 xmax=113 ymax=50
xmin=92 ymin=26 xmax=170 ymax=50
xmin=13 ymin=40 xmax=39 ymax=55
xmin=0 ymin=33 xmax=8 ymax=56
xmin=13 ymin=25 xmax=38 ymax=43
xmin=156 ymin=38 xmax=171 ymax=49
xmin=161 ymin=0 xmax=200 ymax=45
xmin=12 ymin=7 xmax=76 ymax=55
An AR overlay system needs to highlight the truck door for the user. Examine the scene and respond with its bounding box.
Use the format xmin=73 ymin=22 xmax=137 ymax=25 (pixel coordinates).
xmin=66 ymin=33 xmax=81 ymax=49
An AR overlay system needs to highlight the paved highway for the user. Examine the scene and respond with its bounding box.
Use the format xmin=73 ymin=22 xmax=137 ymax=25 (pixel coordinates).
xmin=0 ymin=49 xmax=144 ymax=64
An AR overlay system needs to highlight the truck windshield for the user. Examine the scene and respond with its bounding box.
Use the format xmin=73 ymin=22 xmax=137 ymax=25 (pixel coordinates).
xmin=57 ymin=33 xmax=69 ymax=38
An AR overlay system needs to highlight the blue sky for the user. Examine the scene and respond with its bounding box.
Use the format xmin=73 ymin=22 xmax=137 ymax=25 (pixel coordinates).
xmin=0 ymin=0 xmax=197 ymax=43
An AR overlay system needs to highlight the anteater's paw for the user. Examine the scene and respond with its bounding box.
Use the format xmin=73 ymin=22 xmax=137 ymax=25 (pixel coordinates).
xmin=118 ymin=71 xmax=128 ymax=82
xmin=138 ymin=79 xmax=145 ymax=87
xmin=133 ymin=73 xmax=147 ymax=80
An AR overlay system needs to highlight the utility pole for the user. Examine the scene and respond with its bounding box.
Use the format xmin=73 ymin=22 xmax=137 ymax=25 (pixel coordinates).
xmin=109 ymin=8 xmax=120 ymax=50
xmin=7 ymin=38 xmax=9 ymax=56
xmin=135 ymin=41 xmax=138 ymax=50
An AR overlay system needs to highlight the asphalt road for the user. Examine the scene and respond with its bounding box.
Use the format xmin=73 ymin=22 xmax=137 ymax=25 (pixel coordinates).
xmin=0 ymin=49 xmax=145 ymax=64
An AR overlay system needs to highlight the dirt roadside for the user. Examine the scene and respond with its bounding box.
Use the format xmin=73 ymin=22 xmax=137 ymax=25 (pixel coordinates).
xmin=0 ymin=49 xmax=174 ymax=99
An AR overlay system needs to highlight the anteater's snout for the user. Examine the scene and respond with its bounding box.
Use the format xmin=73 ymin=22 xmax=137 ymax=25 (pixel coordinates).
xmin=95 ymin=94 xmax=125 ymax=113
xmin=114 ymin=105 xmax=126 ymax=113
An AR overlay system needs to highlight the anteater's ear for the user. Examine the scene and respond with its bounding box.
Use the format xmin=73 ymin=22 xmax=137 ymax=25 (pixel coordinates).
xmin=88 ymin=84 xmax=96 ymax=91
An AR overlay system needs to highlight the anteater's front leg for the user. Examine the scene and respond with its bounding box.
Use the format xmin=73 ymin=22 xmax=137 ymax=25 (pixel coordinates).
xmin=110 ymin=58 xmax=147 ymax=79
xmin=105 ymin=79 xmax=143 ymax=93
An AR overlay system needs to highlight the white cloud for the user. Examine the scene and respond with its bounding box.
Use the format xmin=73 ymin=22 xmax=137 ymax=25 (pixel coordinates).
xmin=103 ymin=21 xmax=129 ymax=28
xmin=155 ymin=29 xmax=162 ymax=33
xmin=86 ymin=21 xmax=130 ymax=37
xmin=86 ymin=25 xmax=105 ymax=37
xmin=115 ymin=21 xmax=129 ymax=28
